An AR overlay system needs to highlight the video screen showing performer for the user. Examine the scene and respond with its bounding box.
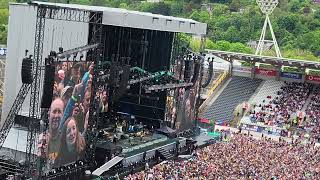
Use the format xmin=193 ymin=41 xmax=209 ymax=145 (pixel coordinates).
xmin=97 ymin=85 xmax=109 ymax=114
xmin=38 ymin=61 xmax=93 ymax=169
xmin=175 ymin=83 xmax=198 ymax=131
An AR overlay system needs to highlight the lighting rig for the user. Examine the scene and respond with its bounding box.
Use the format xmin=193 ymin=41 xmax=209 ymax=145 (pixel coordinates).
xmin=143 ymin=71 xmax=193 ymax=93
xmin=142 ymin=50 xmax=205 ymax=93
xmin=49 ymin=44 xmax=101 ymax=62
xmin=129 ymin=69 xmax=170 ymax=85
xmin=44 ymin=160 xmax=87 ymax=179
xmin=95 ymin=49 xmax=205 ymax=95
xmin=145 ymin=82 xmax=193 ymax=92
xmin=56 ymin=43 xmax=99 ymax=60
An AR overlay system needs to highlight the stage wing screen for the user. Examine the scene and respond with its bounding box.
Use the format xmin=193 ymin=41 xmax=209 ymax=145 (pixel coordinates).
xmin=38 ymin=61 xmax=94 ymax=169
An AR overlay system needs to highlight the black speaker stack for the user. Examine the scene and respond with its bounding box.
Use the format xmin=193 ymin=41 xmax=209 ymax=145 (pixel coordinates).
xmin=21 ymin=56 xmax=33 ymax=84
xmin=41 ymin=54 xmax=55 ymax=108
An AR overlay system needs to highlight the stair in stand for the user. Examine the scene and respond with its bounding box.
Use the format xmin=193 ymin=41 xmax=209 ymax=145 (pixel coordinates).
xmin=157 ymin=148 xmax=174 ymax=160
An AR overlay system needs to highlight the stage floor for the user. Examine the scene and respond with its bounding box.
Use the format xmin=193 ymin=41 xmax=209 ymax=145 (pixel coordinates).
xmin=120 ymin=133 xmax=168 ymax=154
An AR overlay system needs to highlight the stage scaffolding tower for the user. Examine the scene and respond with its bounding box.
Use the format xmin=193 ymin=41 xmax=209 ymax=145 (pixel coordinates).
xmin=25 ymin=3 xmax=104 ymax=178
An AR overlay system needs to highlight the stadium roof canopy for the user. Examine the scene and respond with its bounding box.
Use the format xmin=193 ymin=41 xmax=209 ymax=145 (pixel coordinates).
xmin=206 ymin=49 xmax=320 ymax=69
xmin=13 ymin=1 xmax=207 ymax=35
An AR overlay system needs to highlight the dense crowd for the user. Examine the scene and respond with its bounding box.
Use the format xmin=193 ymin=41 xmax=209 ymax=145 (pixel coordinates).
xmin=249 ymin=82 xmax=312 ymax=127
xmin=125 ymin=133 xmax=320 ymax=179
xmin=306 ymin=86 xmax=320 ymax=139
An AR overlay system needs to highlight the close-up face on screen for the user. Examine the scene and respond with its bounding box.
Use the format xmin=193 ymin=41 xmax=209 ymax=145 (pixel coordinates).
xmin=40 ymin=61 xmax=93 ymax=168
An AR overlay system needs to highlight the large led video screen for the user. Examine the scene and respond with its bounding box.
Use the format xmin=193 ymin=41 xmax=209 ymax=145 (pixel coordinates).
xmin=175 ymin=85 xmax=198 ymax=131
xmin=38 ymin=61 xmax=93 ymax=169
xmin=166 ymin=58 xmax=200 ymax=131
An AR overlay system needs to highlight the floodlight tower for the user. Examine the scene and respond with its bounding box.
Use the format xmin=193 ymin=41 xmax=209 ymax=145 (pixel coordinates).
xmin=256 ymin=0 xmax=282 ymax=57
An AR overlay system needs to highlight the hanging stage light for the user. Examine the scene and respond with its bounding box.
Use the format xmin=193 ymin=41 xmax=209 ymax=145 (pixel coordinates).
xmin=56 ymin=43 xmax=100 ymax=60
xmin=145 ymin=82 xmax=193 ymax=92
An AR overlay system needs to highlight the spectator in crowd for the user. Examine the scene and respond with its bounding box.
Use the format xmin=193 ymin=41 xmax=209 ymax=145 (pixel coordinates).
xmin=249 ymin=82 xmax=312 ymax=128
xmin=306 ymin=87 xmax=320 ymax=141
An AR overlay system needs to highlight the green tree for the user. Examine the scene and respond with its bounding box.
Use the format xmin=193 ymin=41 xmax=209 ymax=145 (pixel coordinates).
xmin=229 ymin=42 xmax=252 ymax=53
xmin=278 ymin=0 xmax=289 ymax=12
xmin=229 ymin=0 xmax=242 ymax=12
xmin=0 ymin=0 xmax=9 ymax=9
xmin=170 ymin=1 xmax=184 ymax=16
xmin=0 ymin=8 xmax=9 ymax=25
xmin=119 ymin=3 xmax=128 ymax=9
xmin=223 ymin=26 xmax=241 ymax=42
xmin=211 ymin=4 xmax=229 ymax=17
xmin=71 ymin=0 xmax=90 ymax=5
xmin=314 ymin=9 xmax=320 ymax=19
xmin=296 ymin=30 xmax=320 ymax=56
xmin=290 ymin=0 xmax=301 ymax=12
xmin=190 ymin=38 xmax=201 ymax=52
xmin=277 ymin=14 xmax=299 ymax=33
xmin=177 ymin=33 xmax=191 ymax=49
xmin=91 ymin=0 xmax=106 ymax=6
xmin=189 ymin=10 xmax=210 ymax=23
xmin=283 ymin=49 xmax=319 ymax=61
xmin=205 ymin=39 xmax=217 ymax=49
xmin=215 ymin=40 xmax=231 ymax=51
xmin=139 ymin=2 xmax=171 ymax=16
xmin=0 ymin=24 xmax=7 ymax=44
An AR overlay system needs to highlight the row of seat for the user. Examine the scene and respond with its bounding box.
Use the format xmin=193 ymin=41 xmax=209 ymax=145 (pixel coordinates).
xmin=249 ymin=80 xmax=284 ymax=106
xmin=201 ymin=76 xmax=262 ymax=124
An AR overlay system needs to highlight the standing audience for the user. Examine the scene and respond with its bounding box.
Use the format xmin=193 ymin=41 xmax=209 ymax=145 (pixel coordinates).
xmin=125 ymin=133 xmax=320 ymax=179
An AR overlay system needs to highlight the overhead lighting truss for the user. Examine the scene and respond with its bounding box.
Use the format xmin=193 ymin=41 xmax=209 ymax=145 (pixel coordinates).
xmin=56 ymin=43 xmax=100 ymax=60
xmin=145 ymin=82 xmax=193 ymax=92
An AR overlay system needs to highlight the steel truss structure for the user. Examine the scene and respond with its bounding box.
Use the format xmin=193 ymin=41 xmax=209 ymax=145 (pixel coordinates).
xmin=205 ymin=49 xmax=320 ymax=70
xmin=56 ymin=43 xmax=100 ymax=59
xmin=85 ymin=9 xmax=104 ymax=171
xmin=25 ymin=6 xmax=46 ymax=173
xmin=24 ymin=4 xmax=104 ymax=178
xmin=0 ymin=84 xmax=31 ymax=148
xmin=255 ymin=0 xmax=281 ymax=57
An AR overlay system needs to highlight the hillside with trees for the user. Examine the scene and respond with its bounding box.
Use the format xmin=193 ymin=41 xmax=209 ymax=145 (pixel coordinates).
xmin=0 ymin=0 xmax=320 ymax=60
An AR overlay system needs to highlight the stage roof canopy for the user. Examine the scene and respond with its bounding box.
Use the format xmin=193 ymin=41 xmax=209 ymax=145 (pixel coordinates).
xmin=206 ymin=49 xmax=320 ymax=69
xmin=13 ymin=1 xmax=207 ymax=35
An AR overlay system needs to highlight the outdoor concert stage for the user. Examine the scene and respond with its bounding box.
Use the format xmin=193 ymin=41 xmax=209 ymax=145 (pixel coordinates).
xmin=93 ymin=129 xmax=221 ymax=178
xmin=1 ymin=1 xmax=207 ymax=179
xmin=96 ymin=132 xmax=168 ymax=158
xmin=118 ymin=133 xmax=168 ymax=154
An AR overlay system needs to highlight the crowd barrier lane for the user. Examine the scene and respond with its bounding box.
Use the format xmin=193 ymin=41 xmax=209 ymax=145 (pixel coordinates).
xmin=214 ymin=125 xmax=292 ymax=142
xmin=199 ymin=71 xmax=229 ymax=113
